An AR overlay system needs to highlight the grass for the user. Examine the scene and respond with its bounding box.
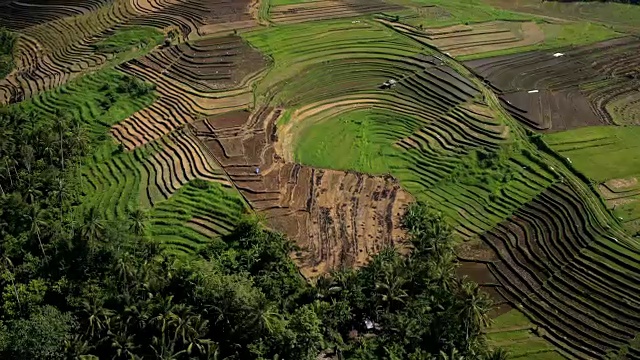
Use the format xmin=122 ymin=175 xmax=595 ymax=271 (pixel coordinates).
xmin=268 ymin=0 xmax=317 ymax=5
xmin=294 ymin=109 xmax=412 ymax=174
xmin=18 ymin=70 xmax=156 ymax=138
xmin=92 ymin=26 xmax=164 ymax=64
xmin=149 ymin=180 xmax=247 ymax=256
xmin=394 ymin=0 xmax=532 ymax=27
xmin=487 ymin=309 xmax=562 ymax=359
xmin=545 ymin=126 xmax=640 ymax=183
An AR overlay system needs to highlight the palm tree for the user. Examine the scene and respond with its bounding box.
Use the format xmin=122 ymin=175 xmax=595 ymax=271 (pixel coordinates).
xmin=0 ymin=256 xmax=20 ymax=312
xmin=3 ymin=157 xmax=15 ymax=189
xmin=128 ymin=208 xmax=148 ymax=237
xmin=458 ymin=281 xmax=492 ymax=348
xmin=22 ymin=172 xmax=42 ymax=205
xmin=65 ymin=333 xmax=94 ymax=357
xmin=81 ymin=207 xmax=105 ymax=243
xmin=28 ymin=204 xmax=48 ymax=259
xmin=53 ymin=177 xmax=70 ymax=224
xmin=53 ymin=112 xmax=68 ymax=172
xmin=109 ymin=325 xmax=138 ymax=360
xmin=246 ymin=299 xmax=283 ymax=336
xmin=151 ymin=296 xmax=179 ymax=341
xmin=375 ymin=270 xmax=408 ymax=312
xmin=181 ymin=315 xmax=214 ymax=356
xmin=81 ymin=298 xmax=114 ymax=338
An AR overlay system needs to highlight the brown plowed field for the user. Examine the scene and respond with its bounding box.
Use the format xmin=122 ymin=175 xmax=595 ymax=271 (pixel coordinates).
xmin=112 ymin=35 xmax=267 ymax=149
xmin=269 ymin=0 xmax=403 ymax=24
xmin=422 ymin=21 xmax=545 ymax=57
xmin=193 ymin=107 xmax=411 ymax=277
xmin=466 ymin=37 xmax=640 ymax=131
xmin=479 ymin=183 xmax=640 ymax=359
xmin=128 ymin=0 xmax=256 ymax=38
xmin=0 ymin=0 xmax=110 ymax=30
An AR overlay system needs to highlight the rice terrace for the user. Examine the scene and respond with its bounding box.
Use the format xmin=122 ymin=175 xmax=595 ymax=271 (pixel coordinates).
xmin=0 ymin=0 xmax=639 ymax=359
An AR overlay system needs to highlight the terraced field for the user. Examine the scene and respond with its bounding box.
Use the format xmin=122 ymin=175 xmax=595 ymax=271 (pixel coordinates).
xmin=128 ymin=0 xmax=258 ymax=37
xmin=416 ymin=21 xmax=545 ymax=57
xmin=193 ymin=106 xmax=411 ymax=276
xmin=267 ymin=0 xmax=403 ymax=23
xmin=0 ymin=0 xmax=111 ymax=30
xmin=3 ymin=0 xmax=640 ymax=358
xmin=545 ymin=126 xmax=640 ymax=235
xmin=487 ymin=309 xmax=564 ymax=359
xmin=479 ymin=181 xmax=640 ymax=358
xmin=240 ymin=16 xmax=640 ymax=359
xmin=112 ymin=35 xmax=267 ymax=149
xmin=0 ymin=0 xmax=162 ymax=104
xmin=248 ymin=19 xmax=558 ymax=237
xmin=148 ymin=180 xmax=246 ymax=255
xmin=83 ymin=126 xmax=229 ymax=218
xmin=466 ymin=37 xmax=640 ymax=131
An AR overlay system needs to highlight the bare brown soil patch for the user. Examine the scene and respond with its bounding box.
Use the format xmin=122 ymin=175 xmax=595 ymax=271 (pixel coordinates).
xmin=467 ymin=37 xmax=640 ymax=131
xmin=193 ymin=106 xmax=411 ymax=277
xmin=598 ymin=180 xmax=640 ymax=209
xmin=128 ymin=0 xmax=256 ymax=38
xmin=424 ymin=21 xmax=544 ymax=57
xmin=607 ymin=177 xmax=638 ymax=191
xmin=501 ymin=89 xmax=601 ymax=132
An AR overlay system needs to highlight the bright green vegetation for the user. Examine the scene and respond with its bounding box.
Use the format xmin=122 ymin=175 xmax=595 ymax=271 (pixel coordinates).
xmin=539 ymin=21 xmax=620 ymax=48
xmin=82 ymin=143 xmax=152 ymax=219
xmin=396 ymin=0 xmax=532 ymax=27
xmin=294 ymin=109 xmax=410 ymax=174
xmin=149 ymin=180 xmax=246 ymax=256
xmin=92 ymin=26 xmax=164 ymax=64
xmin=0 ymin=27 xmax=16 ymax=78
xmin=14 ymin=69 xmax=157 ymax=219
xmin=545 ymin=126 xmax=640 ymax=183
xmin=17 ymin=69 xmax=156 ymax=138
xmin=459 ymin=21 xmax=621 ymax=60
xmin=546 ymin=126 xmax=640 ymax=233
xmin=269 ymin=0 xmax=317 ymax=5
xmin=487 ymin=310 xmax=563 ymax=359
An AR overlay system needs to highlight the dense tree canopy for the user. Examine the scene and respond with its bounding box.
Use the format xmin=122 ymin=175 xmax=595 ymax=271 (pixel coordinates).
xmin=0 ymin=98 xmax=503 ymax=359
xmin=0 ymin=28 xmax=16 ymax=78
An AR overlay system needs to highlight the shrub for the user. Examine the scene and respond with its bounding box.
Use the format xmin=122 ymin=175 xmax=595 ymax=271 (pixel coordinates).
xmin=0 ymin=28 xmax=16 ymax=78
